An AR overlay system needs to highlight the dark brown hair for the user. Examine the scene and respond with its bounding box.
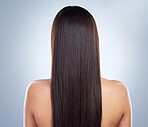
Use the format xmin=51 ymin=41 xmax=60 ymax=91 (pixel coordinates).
xmin=51 ymin=6 xmax=102 ymax=127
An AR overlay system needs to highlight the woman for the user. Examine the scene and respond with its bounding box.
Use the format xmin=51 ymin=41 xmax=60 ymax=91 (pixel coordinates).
xmin=24 ymin=6 xmax=132 ymax=127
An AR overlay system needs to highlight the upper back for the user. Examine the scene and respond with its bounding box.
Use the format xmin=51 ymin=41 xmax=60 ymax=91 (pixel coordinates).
xmin=24 ymin=78 xmax=131 ymax=127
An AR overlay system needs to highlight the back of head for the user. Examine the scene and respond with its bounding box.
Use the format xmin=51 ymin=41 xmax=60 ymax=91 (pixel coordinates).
xmin=51 ymin=6 xmax=102 ymax=127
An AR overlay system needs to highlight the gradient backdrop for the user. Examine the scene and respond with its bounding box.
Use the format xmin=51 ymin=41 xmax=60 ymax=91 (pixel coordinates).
xmin=0 ymin=0 xmax=148 ymax=127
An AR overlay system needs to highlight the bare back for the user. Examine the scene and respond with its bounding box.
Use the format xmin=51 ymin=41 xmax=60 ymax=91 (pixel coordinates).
xmin=24 ymin=78 xmax=132 ymax=127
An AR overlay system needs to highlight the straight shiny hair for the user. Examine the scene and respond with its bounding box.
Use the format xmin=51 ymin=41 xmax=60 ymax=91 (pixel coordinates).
xmin=51 ymin=6 xmax=102 ymax=127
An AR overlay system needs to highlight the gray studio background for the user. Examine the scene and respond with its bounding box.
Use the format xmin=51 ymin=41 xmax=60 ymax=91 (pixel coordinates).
xmin=0 ymin=0 xmax=148 ymax=127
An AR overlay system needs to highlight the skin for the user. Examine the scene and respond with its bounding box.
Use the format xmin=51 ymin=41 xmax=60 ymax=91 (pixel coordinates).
xmin=24 ymin=77 xmax=132 ymax=127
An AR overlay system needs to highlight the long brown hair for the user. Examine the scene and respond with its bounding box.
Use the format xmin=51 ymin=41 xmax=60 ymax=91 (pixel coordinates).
xmin=51 ymin=6 xmax=102 ymax=127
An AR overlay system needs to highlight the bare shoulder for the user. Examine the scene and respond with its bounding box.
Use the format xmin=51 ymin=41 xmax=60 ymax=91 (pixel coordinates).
xmin=26 ymin=79 xmax=51 ymax=95
xmin=27 ymin=79 xmax=51 ymax=100
xmin=101 ymin=78 xmax=132 ymax=127
xmin=101 ymin=78 xmax=129 ymax=99
xmin=103 ymin=78 xmax=131 ymax=109
xmin=25 ymin=79 xmax=51 ymax=110
xmin=111 ymin=80 xmax=129 ymax=96
xmin=24 ymin=79 xmax=52 ymax=126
